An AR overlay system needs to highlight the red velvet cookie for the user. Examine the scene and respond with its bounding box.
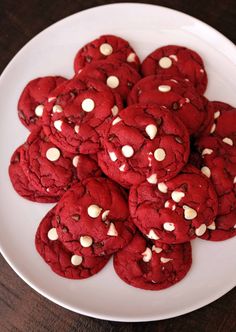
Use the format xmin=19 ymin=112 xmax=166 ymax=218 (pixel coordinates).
xmin=75 ymin=154 xmax=102 ymax=180
xmin=53 ymin=178 xmax=135 ymax=257
xmin=35 ymin=207 xmax=110 ymax=279
xmin=20 ymin=128 xmax=77 ymax=199
xmin=78 ymin=59 xmax=141 ymax=100
xmin=98 ymin=104 xmax=190 ymax=188
xmin=129 ymin=165 xmax=218 ymax=244
xmin=113 ymin=232 xmax=192 ymax=290
xmin=127 ymin=76 xmax=205 ymax=135
xmin=74 ymin=35 xmax=140 ymax=72
xmin=18 ymin=76 xmax=67 ymax=130
xmin=141 ymin=45 xmax=207 ymax=94
xmin=42 ymin=77 xmax=121 ymax=154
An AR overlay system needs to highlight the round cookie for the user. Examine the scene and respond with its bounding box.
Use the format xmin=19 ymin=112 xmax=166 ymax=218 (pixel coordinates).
xmin=127 ymin=76 xmax=205 ymax=135
xmin=35 ymin=207 xmax=111 ymax=279
xmin=78 ymin=59 xmax=141 ymax=101
xmin=20 ymin=128 xmax=77 ymax=199
xmin=18 ymin=76 xmax=67 ymax=130
xmin=98 ymin=104 xmax=190 ymax=188
xmin=141 ymin=45 xmax=207 ymax=94
xmin=53 ymin=178 xmax=135 ymax=257
xmin=113 ymin=232 xmax=192 ymax=290
xmin=74 ymin=34 xmax=140 ymax=72
xmin=42 ymin=77 xmax=121 ymax=154
xmin=129 ymin=165 xmax=218 ymax=244
xmin=9 ymin=145 xmax=58 ymax=203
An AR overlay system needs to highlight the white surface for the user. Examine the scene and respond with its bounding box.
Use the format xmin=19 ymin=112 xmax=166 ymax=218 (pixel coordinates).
xmin=0 ymin=3 xmax=236 ymax=322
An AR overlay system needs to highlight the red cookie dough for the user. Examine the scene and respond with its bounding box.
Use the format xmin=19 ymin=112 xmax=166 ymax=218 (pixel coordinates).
xmin=113 ymin=232 xmax=192 ymax=290
xmin=78 ymin=59 xmax=141 ymax=100
xmin=9 ymin=145 xmax=58 ymax=203
xmin=42 ymin=77 xmax=121 ymax=154
xmin=35 ymin=207 xmax=110 ymax=279
xmin=74 ymin=34 xmax=140 ymax=72
xmin=129 ymin=165 xmax=218 ymax=244
xmin=127 ymin=76 xmax=205 ymax=135
xmin=18 ymin=76 xmax=67 ymax=130
xmin=141 ymin=45 xmax=207 ymax=94
xmin=53 ymin=178 xmax=135 ymax=257
xmin=98 ymin=104 xmax=190 ymax=188
xmin=20 ymin=128 xmax=77 ymax=199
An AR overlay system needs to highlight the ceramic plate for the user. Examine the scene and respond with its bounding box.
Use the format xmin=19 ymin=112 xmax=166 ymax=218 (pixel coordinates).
xmin=0 ymin=3 xmax=236 ymax=322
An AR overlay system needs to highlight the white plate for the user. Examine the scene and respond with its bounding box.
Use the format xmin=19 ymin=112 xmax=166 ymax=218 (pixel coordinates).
xmin=0 ymin=3 xmax=236 ymax=322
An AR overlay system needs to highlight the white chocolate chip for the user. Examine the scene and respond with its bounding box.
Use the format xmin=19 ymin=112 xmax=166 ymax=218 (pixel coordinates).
xmin=154 ymin=148 xmax=166 ymax=161
xmin=81 ymin=98 xmax=95 ymax=112
xmin=111 ymin=105 xmax=119 ymax=116
xmin=109 ymin=151 xmax=117 ymax=162
xmin=222 ymin=137 xmax=233 ymax=146
xmin=145 ymin=124 xmax=157 ymax=140
xmin=233 ymin=176 xmax=236 ymax=184
xmin=99 ymin=43 xmax=113 ymax=56
xmin=152 ymin=245 xmax=162 ymax=253
xmin=158 ymin=182 xmax=168 ymax=193
xmin=183 ymin=205 xmax=197 ymax=220
xmin=202 ymin=148 xmax=213 ymax=156
xmin=112 ymin=117 xmax=122 ymax=125
xmin=53 ymin=104 xmax=63 ymax=113
xmin=214 ymin=111 xmax=221 ymax=119
xmin=169 ymin=54 xmax=178 ymax=61
xmin=171 ymin=191 xmax=185 ymax=203
xmin=185 ymin=98 xmax=190 ymax=103
xmin=210 ymin=123 xmax=216 ymax=134
xmin=46 ymin=147 xmax=60 ymax=162
xmin=72 ymin=155 xmax=79 ymax=167
xmin=47 ymin=228 xmax=58 ymax=241
xmin=200 ymin=69 xmax=205 ymax=73
xmin=35 ymin=104 xmax=44 ymax=117
xmin=208 ymin=221 xmax=216 ymax=230
xmin=160 ymin=257 xmax=172 ymax=263
xmin=201 ymin=166 xmax=211 ymax=178
xmin=159 ymin=56 xmax=172 ymax=69
xmin=234 ymin=224 xmax=236 ymax=229
xmin=147 ymin=229 xmax=159 ymax=240
xmin=71 ymin=255 xmax=83 ymax=266
xmin=158 ymin=85 xmax=171 ymax=92
xmin=119 ymin=164 xmax=126 ymax=172
xmin=102 ymin=210 xmax=110 ymax=221
xmin=80 ymin=235 xmax=93 ymax=247
xmin=87 ymin=204 xmax=102 ymax=218
xmin=164 ymin=201 xmax=171 ymax=208
xmin=54 ymin=120 xmax=63 ymax=132
xmin=127 ymin=52 xmax=136 ymax=62
xmin=147 ymin=174 xmax=157 ymax=184
xmin=121 ymin=145 xmax=134 ymax=158
xmin=163 ymin=222 xmax=175 ymax=231
xmin=74 ymin=125 xmax=80 ymax=134
xmin=107 ymin=222 xmax=118 ymax=236
xmin=170 ymin=79 xmax=178 ymax=83
xmin=142 ymin=247 xmax=152 ymax=262
xmin=195 ymin=224 xmax=207 ymax=236
xmin=107 ymin=76 xmax=119 ymax=89
xmin=48 ymin=97 xmax=56 ymax=102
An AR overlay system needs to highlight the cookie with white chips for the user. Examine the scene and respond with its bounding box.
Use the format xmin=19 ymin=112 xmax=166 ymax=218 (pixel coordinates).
xmin=98 ymin=104 xmax=190 ymax=188
xmin=129 ymin=165 xmax=218 ymax=244
xmin=53 ymin=178 xmax=136 ymax=257
xmin=74 ymin=34 xmax=140 ymax=73
xmin=113 ymin=232 xmax=192 ymax=290
xmin=141 ymin=45 xmax=207 ymax=94
xmin=35 ymin=207 xmax=111 ymax=279
xmin=18 ymin=76 xmax=67 ymax=130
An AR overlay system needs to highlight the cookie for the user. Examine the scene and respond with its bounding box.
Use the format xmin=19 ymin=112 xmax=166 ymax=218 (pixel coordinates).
xmin=141 ymin=45 xmax=207 ymax=94
xmin=75 ymin=154 xmax=102 ymax=180
xmin=127 ymin=76 xmax=205 ymax=135
xmin=18 ymin=76 xmax=67 ymax=130
xmin=53 ymin=178 xmax=135 ymax=256
xmin=9 ymin=145 xmax=58 ymax=203
xmin=113 ymin=232 xmax=192 ymax=290
xmin=98 ymin=104 xmax=190 ymax=188
xmin=78 ymin=59 xmax=141 ymax=100
xmin=74 ymin=34 xmax=140 ymax=72
xmin=129 ymin=165 xmax=218 ymax=244
xmin=20 ymin=127 xmax=77 ymax=199
xmin=35 ymin=207 xmax=110 ymax=279
xmin=42 ymin=77 xmax=121 ymax=154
